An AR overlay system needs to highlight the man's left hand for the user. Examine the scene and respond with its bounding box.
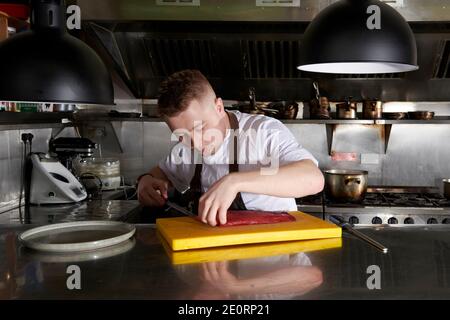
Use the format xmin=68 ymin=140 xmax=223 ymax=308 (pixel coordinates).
xmin=198 ymin=173 xmax=239 ymax=226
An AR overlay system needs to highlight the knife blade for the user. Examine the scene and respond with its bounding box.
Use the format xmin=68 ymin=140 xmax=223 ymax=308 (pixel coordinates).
xmin=165 ymin=200 xmax=196 ymax=217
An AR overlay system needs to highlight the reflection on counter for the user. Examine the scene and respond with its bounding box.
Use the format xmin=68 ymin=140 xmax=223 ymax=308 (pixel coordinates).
xmin=0 ymin=200 xmax=141 ymax=225
xmin=175 ymin=258 xmax=324 ymax=300
xmin=0 ymin=227 xmax=137 ymax=299
xmin=161 ymin=237 xmax=341 ymax=300
xmin=159 ymin=233 xmax=342 ymax=265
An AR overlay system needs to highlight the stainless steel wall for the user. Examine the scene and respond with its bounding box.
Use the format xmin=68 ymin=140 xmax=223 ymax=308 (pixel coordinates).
xmin=0 ymin=128 xmax=56 ymax=211
xmin=86 ymin=101 xmax=450 ymax=189
xmin=286 ymin=123 xmax=450 ymax=188
xmin=0 ymin=127 xmax=81 ymax=211
xmin=2 ymin=101 xmax=450 ymax=210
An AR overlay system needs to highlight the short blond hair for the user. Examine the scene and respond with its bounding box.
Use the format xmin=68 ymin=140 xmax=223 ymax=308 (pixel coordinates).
xmin=157 ymin=69 xmax=212 ymax=117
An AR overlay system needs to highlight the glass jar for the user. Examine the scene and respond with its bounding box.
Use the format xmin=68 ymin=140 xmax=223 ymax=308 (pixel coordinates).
xmin=75 ymin=158 xmax=121 ymax=190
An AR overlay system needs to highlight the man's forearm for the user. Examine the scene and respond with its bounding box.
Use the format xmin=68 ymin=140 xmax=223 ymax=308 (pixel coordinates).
xmin=226 ymin=266 xmax=323 ymax=296
xmin=230 ymin=160 xmax=324 ymax=198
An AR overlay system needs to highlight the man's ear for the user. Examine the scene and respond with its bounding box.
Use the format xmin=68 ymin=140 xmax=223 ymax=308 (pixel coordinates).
xmin=215 ymin=97 xmax=224 ymax=114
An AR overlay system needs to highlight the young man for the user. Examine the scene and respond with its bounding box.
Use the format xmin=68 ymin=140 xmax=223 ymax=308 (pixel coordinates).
xmin=137 ymin=69 xmax=324 ymax=227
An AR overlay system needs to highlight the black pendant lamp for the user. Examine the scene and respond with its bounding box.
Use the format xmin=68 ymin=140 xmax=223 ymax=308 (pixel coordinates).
xmin=0 ymin=0 xmax=114 ymax=104
xmin=298 ymin=0 xmax=418 ymax=74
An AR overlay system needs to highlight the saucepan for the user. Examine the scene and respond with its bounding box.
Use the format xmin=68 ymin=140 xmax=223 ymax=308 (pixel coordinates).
xmin=382 ymin=112 xmax=408 ymax=120
xmin=443 ymin=179 xmax=450 ymax=199
xmin=309 ymin=82 xmax=331 ymax=120
xmin=324 ymin=170 xmax=369 ymax=203
xmin=53 ymin=104 xmax=77 ymax=112
xmin=362 ymin=100 xmax=383 ymax=119
xmin=407 ymin=111 xmax=435 ymax=120
xmin=267 ymin=101 xmax=299 ymax=119
xmin=336 ymin=100 xmax=358 ymax=119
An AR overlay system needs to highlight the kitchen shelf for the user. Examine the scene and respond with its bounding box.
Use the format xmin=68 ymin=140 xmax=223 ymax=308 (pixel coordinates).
xmin=91 ymin=117 xmax=450 ymax=125
xmin=102 ymin=117 xmax=378 ymax=124
xmin=0 ymin=122 xmax=74 ymax=131
xmin=74 ymin=117 xmax=450 ymax=125
xmin=4 ymin=113 xmax=450 ymax=126
xmin=0 ymin=112 xmax=75 ymax=131
xmin=105 ymin=117 xmax=374 ymax=124
xmin=1 ymin=115 xmax=447 ymax=128
xmin=3 ymin=112 xmax=450 ymax=154
xmin=289 ymin=117 xmax=450 ymax=125
xmin=282 ymin=119 xmax=375 ymax=124
xmin=375 ymin=117 xmax=450 ymax=124
xmin=97 ymin=117 xmax=163 ymax=122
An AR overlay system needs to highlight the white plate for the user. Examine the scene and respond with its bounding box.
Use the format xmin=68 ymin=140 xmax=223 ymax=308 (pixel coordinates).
xmin=18 ymin=221 xmax=136 ymax=253
xmin=22 ymin=238 xmax=136 ymax=262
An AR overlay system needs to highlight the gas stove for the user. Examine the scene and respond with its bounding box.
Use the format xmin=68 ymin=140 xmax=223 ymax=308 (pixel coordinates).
xmin=296 ymin=187 xmax=450 ymax=226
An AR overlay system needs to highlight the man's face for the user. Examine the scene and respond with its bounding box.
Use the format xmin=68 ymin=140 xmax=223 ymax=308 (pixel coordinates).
xmin=166 ymin=90 xmax=228 ymax=157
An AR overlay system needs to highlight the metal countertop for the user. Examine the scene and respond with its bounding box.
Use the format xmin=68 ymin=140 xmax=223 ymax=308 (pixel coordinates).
xmin=0 ymin=200 xmax=141 ymax=225
xmin=1 ymin=223 xmax=450 ymax=299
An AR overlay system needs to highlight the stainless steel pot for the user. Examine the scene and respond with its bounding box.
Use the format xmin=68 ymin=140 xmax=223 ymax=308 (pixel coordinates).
xmin=363 ymin=100 xmax=383 ymax=119
xmin=267 ymin=101 xmax=299 ymax=119
xmin=53 ymin=104 xmax=77 ymax=112
xmin=336 ymin=101 xmax=357 ymax=119
xmin=324 ymin=169 xmax=368 ymax=203
xmin=310 ymin=97 xmax=331 ymax=119
xmin=310 ymin=82 xmax=331 ymax=120
xmin=407 ymin=111 xmax=435 ymax=120
xmin=443 ymin=179 xmax=450 ymax=199
xmin=382 ymin=112 xmax=407 ymax=120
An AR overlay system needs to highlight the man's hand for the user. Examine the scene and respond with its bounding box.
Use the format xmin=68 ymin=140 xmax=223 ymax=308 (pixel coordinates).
xmin=201 ymin=261 xmax=240 ymax=294
xmin=199 ymin=260 xmax=324 ymax=297
xmin=137 ymin=174 xmax=169 ymax=207
xmin=198 ymin=173 xmax=239 ymax=226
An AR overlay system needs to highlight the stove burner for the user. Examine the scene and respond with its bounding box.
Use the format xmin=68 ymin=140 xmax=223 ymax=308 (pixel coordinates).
xmin=297 ymin=188 xmax=450 ymax=225
xmin=297 ymin=191 xmax=450 ymax=208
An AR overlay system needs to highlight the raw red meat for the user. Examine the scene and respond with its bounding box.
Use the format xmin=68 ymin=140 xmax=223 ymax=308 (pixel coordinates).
xmin=218 ymin=210 xmax=295 ymax=227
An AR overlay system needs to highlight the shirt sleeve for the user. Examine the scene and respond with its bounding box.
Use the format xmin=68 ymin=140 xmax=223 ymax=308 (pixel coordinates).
xmin=262 ymin=118 xmax=319 ymax=167
xmin=158 ymin=142 xmax=196 ymax=193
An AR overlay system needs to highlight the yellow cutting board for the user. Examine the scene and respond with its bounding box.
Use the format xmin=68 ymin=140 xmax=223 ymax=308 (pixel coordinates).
xmin=156 ymin=211 xmax=342 ymax=251
xmin=158 ymin=232 xmax=342 ymax=265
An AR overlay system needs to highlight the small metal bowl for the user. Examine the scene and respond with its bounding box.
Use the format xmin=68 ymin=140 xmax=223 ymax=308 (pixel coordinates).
xmin=407 ymin=111 xmax=435 ymax=120
xmin=443 ymin=179 xmax=450 ymax=199
xmin=382 ymin=112 xmax=408 ymax=120
xmin=53 ymin=104 xmax=77 ymax=112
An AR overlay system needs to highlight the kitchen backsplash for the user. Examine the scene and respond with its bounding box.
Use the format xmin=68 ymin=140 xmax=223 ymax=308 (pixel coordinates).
xmin=2 ymin=101 xmax=450 ymax=209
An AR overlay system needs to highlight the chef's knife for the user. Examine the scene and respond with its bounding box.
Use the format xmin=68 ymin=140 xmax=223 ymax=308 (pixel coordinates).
xmin=329 ymin=215 xmax=388 ymax=254
xmin=165 ymin=200 xmax=196 ymax=217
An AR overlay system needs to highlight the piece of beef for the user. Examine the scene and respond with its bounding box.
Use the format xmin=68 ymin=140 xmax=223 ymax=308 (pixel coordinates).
xmin=218 ymin=210 xmax=295 ymax=227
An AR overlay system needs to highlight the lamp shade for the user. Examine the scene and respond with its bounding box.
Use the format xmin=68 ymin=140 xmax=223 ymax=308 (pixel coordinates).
xmin=0 ymin=0 xmax=114 ymax=104
xmin=298 ymin=0 xmax=418 ymax=74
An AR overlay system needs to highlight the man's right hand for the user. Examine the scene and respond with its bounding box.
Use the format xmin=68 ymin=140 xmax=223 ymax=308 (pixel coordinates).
xmin=137 ymin=175 xmax=169 ymax=207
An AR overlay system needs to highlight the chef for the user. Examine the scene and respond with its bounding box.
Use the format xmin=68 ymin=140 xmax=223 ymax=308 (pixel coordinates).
xmin=137 ymin=69 xmax=324 ymax=226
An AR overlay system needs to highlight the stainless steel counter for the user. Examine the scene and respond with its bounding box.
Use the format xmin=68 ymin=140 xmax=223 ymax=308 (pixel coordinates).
xmin=0 ymin=200 xmax=141 ymax=225
xmin=2 ymin=223 xmax=450 ymax=299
